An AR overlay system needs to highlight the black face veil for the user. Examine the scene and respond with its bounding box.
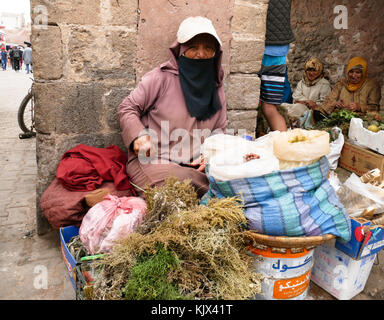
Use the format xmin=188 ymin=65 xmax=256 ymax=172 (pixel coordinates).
xmin=178 ymin=55 xmax=222 ymax=121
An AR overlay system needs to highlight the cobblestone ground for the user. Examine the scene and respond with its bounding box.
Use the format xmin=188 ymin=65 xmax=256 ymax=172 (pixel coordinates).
xmin=0 ymin=67 xmax=382 ymax=301
xmin=0 ymin=68 xmax=74 ymax=300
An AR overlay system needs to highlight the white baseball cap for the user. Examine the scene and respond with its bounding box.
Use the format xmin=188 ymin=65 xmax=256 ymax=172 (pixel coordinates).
xmin=177 ymin=16 xmax=222 ymax=46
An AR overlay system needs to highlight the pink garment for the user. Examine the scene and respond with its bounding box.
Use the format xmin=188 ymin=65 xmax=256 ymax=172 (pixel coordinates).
xmin=40 ymin=179 xmax=135 ymax=229
xmin=126 ymin=157 xmax=210 ymax=198
xmin=117 ymin=40 xmax=227 ymax=195
xmin=118 ymin=40 xmax=227 ymax=164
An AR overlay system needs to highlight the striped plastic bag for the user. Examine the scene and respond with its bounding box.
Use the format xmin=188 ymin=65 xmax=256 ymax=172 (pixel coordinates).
xmin=202 ymin=157 xmax=351 ymax=241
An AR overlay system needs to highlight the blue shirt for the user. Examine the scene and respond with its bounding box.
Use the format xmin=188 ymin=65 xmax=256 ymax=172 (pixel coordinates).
xmin=264 ymin=44 xmax=290 ymax=57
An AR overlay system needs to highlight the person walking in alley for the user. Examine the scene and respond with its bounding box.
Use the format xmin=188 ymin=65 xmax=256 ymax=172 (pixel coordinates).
xmin=9 ymin=47 xmax=14 ymax=69
xmin=10 ymin=46 xmax=21 ymax=72
xmin=22 ymin=43 xmax=33 ymax=74
xmin=1 ymin=47 xmax=7 ymax=70
xmin=7 ymin=49 xmax=12 ymax=69
xmin=19 ymin=47 xmax=24 ymax=70
xmin=257 ymin=0 xmax=295 ymax=132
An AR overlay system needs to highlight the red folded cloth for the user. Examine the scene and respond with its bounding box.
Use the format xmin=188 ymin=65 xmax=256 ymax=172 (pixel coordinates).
xmin=56 ymin=144 xmax=136 ymax=195
xmin=40 ymin=179 xmax=135 ymax=229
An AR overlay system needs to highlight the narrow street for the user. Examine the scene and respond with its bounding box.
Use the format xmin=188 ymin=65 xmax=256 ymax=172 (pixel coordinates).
xmin=0 ymin=68 xmax=74 ymax=299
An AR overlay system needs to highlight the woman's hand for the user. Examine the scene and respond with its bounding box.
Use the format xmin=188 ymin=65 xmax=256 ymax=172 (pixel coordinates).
xmin=346 ymin=102 xmax=360 ymax=112
xmin=305 ymin=100 xmax=318 ymax=109
xmin=189 ymin=156 xmax=208 ymax=172
xmin=133 ymin=135 xmax=152 ymax=157
xmin=335 ymin=100 xmax=346 ymax=109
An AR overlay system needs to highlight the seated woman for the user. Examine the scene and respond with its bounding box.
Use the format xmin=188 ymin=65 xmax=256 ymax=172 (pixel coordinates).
xmin=315 ymin=56 xmax=381 ymax=118
xmin=118 ymin=17 xmax=227 ymax=198
xmin=281 ymin=57 xmax=332 ymax=128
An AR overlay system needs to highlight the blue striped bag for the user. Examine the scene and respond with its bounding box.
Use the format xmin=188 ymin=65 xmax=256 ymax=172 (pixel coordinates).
xmin=201 ymin=157 xmax=351 ymax=241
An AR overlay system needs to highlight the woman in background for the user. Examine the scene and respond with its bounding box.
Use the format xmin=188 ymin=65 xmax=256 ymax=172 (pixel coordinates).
xmin=316 ymin=56 xmax=381 ymax=119
xmin=281 ymin=57 xmax=332 ymax=128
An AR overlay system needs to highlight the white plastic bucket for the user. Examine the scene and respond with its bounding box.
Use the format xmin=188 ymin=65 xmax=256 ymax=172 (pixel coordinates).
xmin=248 ymin=245 xmax=314 ymax=300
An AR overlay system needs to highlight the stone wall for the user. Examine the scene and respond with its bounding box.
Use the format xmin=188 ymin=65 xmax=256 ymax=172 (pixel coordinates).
xmin=226 ymin=0 xmax=268 ymax=136
xmin=31 ymin=0 xmax=268 ymax=234
xmin=288 ymin=0 xmax=384 ymax=110
xmin=31 ymin=0 xmax=139 ymax=234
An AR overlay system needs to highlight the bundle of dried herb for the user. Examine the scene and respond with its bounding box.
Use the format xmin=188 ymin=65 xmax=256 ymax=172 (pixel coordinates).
xmin=90 ymin=179 xmax=262 ymax=300
xmin=137 ymin=177 xmax=199 ymax=234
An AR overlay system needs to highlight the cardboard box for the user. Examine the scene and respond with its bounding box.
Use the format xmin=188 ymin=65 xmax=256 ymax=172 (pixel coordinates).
xmin=335 ymin=217 xmax=384 ymax=260
xmin=311 ymin=239 xmax=377 ymax=300
xmin=339 ymin=141 xmax=384 ymax=180
xmin=59 ymin=226 xmax=80 ymax=291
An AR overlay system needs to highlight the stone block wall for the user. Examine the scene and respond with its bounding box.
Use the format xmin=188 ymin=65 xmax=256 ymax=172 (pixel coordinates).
xmin=31 ymin=0 xmax=139 ymax=234
xmin=288 ymin=0 xmax=384 ymax=110
xmin=226 ymin=0 xmax=268 ymax=136
xmin=31 ymin=0 xmax=268 ymax=234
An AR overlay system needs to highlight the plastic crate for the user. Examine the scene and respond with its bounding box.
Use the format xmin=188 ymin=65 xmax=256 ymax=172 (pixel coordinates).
xmin=59 ymin=226 xmax=80 ymax=291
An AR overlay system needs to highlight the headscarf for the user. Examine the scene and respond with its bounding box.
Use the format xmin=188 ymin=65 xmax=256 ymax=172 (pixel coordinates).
xmin=346 ymin=56 xmax=367 ymax=92
xmin=303 ymin=57 xmax=324 ymax=86
xmin=177 ymin=38 xmax=222 ymax=121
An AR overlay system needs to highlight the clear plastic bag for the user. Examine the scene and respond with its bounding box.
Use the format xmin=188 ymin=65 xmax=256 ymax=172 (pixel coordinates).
xmin=273 ymin=129 xmax=330 ymax=169
xmin=326 ymin=127 xmax=344 ymax=170
xmin=340 ymin=173 xmax=384 ymax=217
xmin=79 ymin=195 xmax=147 ymax=254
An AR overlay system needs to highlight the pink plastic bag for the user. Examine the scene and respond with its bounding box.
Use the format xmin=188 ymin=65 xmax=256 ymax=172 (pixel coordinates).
xmin=79 ymin=195 xmax=147 ymax=254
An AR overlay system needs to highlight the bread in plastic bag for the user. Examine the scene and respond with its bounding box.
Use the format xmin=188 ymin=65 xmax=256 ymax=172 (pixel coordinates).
xmin=273 ymin=129 xmax=330 ymax=169
xmin=79 ymin=195 xmax=147 ymax=254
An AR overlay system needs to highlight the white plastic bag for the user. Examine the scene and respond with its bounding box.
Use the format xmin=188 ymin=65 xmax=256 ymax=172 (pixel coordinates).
xmin=326 ymin=127 xmax=344 ymax=170
xmin=344 ymin=173 xmax=384 ymax=205
xmin=208 ymin=142 xmax=279 ymax=181
xmin=273 ymin=129 xmax=330 ymax=169
xmin=252 ymin=131 xmax=279 ymax=152
xmin=343 ymin=173 xmax=384 ymax=217
xmin=328 ymin=170 xmax=342 ymax=193
xmin=201 ymin=134 xmax=247 ymax=161
xmin=79 ymin=195 xmax=147 ymax=254
xmin=202 ymin=133 xmax=280 ymax=181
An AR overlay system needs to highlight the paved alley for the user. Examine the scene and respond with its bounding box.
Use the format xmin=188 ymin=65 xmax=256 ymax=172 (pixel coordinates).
xmin=0 ymin=68 xmax=74 ymax=300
